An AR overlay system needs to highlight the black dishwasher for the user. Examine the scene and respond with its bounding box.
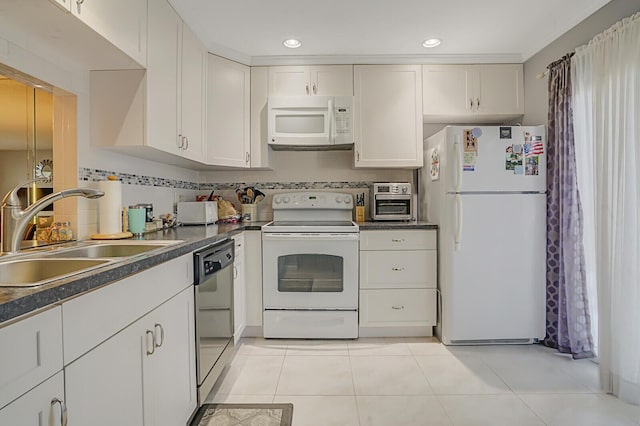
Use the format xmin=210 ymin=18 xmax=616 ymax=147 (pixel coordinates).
xmin=193 ymin=239 xmax=235 ymax=405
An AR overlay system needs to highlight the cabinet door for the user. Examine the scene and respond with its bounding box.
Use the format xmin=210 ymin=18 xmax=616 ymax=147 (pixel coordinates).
xmin=244 ymin=231 xmax=263 ymax=328
xmin=354 ymin=65 xmax=423 ymax=168
xmin=207 ymin=54 xmax=251 ymax=167
xmin=233 ymin=234 xmax=246 ymax=343
xmin=0 ymin=307 xmax=62 ymax=410
xmin=180 ymin=25 xmax=206 ymax=162
xmin=145 ymin=288 xmax=197 ymax=426
xmin=70 ymin=0 xmax=147 ymax=66
xmin=475 ymin=64 xmax=524 ymax=115
xmin=249 ymin=67 xmax=271 ymax=168
xmin=310 ymin=65 xmax=353 ymax=96
xmin=268 ymin=66 xmax=309 ymax=96
xmin=65 ymin=318 xmax=145 ymax=426
xmin=0 ymin=372 xmax=65 ymax=426
xmin=422 ymin=65 xmax=474 ymax=116
xmin=147 ymin=0 xmax=181 ymax=155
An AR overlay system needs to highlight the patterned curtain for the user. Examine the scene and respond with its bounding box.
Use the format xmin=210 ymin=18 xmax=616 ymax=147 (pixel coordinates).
xmin=543 ymin=53 xmax=595 ymax=359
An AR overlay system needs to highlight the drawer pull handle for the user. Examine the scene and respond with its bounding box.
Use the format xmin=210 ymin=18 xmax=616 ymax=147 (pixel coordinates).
xmin=51 ymin=397 xmax=68 ymax=426
xmin=146 ymin=330 xmax=155 ymax=355
xmin=391 ymin=238 xmax=405 ymax=243
xmin=392 ymin=305 xmax=405 ymax=310
xmin=392 ymin=267 xmax=405 ymax=272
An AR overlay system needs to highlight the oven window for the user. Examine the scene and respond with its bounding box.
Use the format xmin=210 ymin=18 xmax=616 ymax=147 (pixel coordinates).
xmin=277 ymin=254 xmax=343 ymax=292
xmin=275 ymin=114 xmax=325 ymax=134
xmin=375 ymin=199 xmax=410 ymax=215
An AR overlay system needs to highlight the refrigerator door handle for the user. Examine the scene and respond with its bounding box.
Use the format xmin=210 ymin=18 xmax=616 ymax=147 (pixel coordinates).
xmin=453 ymin=135 xmax=462 ymax=192
xmin=454 ymin=194 xmax=463 ymax=251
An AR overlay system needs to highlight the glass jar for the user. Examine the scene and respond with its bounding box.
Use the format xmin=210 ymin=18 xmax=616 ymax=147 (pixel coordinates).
xmin=50 ymin=222 xmax=61 ymax=242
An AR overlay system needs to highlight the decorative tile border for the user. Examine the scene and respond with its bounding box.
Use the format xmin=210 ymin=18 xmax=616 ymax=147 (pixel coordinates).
xmin=80 ymin=168 xmax=373 ymax=192
xmin=79 ymin=168 xmax=199 ymax=190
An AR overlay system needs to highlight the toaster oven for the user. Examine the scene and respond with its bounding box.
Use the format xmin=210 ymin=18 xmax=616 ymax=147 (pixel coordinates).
xmin=371 ymin=183 xmax=412 ymax=221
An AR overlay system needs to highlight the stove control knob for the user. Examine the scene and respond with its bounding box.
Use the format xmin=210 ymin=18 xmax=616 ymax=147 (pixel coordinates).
xmin=335 ymin=196 xmax=342 ymax=203
xmin=274 ymin=196 xmax=281 ymax=204
xmin=282 ymin=196 xmax=290 ymax=204
xmin=343 ymin=196 xmax=352 ymax=204
xmin=402 ymin=186 xmax=408 ymax=194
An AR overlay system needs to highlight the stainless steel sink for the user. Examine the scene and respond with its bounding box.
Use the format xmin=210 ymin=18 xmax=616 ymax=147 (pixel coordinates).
xmin=47 ymin=240 xmax=181 ymax=259
xmin=0 ymin=258 xmax=113 ymax=287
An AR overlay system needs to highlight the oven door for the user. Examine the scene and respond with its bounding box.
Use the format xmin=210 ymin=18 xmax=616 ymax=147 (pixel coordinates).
xmin=373 ymin=195 xmax=412 ymax=220
xmin=262 ymin=232 xmax=359 ymax=309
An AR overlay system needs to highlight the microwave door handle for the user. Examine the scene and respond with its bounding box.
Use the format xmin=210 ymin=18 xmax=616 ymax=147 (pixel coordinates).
xmin=328 ymin=98 xmax=335 ymax=144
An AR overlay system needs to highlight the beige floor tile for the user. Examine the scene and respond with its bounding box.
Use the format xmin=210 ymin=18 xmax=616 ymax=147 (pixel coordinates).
xmin=438 ymin=394 xmax=545 ymax=425
xmin=285 ymin=340 xmax=349 ymax=356
xmin=416 ymin=355 xmax=511 ymax=395
xmin=274 ymin=395 xmax=360 ymax=426
xmin=357 ymin=395 xmax=453 ymax=426
xmin=520 ymin=393 xmax=640 ymax=426
xmin=351 ymin=356 xmax=433 ymax=395
xmin=215 ymin=355 xmax=284 ymax=395
xmin=276 ymin=356 xmax=354 ymax=395
xmin=206 ymin=394 xmax=275 ymax=404
xmin=349 ymin=337 xmax=412 ymax=356
xmin=235 ymin=338 xmax=289 ymax=356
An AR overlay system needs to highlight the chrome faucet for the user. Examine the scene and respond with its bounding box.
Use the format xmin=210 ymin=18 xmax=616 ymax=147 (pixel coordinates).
xmin=1 ymin=178 xmax=104 ymax=255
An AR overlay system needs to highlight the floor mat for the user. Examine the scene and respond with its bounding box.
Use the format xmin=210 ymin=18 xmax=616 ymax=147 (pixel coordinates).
xmin=192 ymin=403 xmax=293 ymax=426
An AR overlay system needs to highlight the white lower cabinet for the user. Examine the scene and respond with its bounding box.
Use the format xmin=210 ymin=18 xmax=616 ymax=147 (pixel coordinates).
xmin=65 ymin=287 xmax=196 ymax=426
xmin=0 ymin=372 xmax=65 ymax=426
xmin=233 ymin=233 xmax=247 ymax=343
xmin=359 ymin=229 xmax=437 ymax=337
xmin=243 ymin=231 xmax=264 ymax=334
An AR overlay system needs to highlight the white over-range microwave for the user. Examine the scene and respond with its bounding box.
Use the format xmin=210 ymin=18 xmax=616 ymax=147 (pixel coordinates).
xmin=267 ymin=96 xmax=354 ymax=150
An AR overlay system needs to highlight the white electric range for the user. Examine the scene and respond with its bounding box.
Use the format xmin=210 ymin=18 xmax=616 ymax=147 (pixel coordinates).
xmin=261 ymin=192 xmax=359 ymax=339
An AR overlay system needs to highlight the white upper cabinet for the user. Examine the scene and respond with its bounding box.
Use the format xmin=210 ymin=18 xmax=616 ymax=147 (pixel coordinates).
xmin=353 ymin=65 xmax=423 ymax=169
xmin=249 ymin=67 xmax=272 ymax=169
xmin=422 ymin=64 xmax=524 ymax=122
xmin=179 ymin=25 xmax=207 ymax=162
xmin=268 ymin=65 xmax=353 ymax=96
xmin=146 ymin=0 xmax=182 ymax=156
xmin=207 ymin=54 xmax=251 ymax=167
xmin=70 ymin=0 xmax=147 ymax=66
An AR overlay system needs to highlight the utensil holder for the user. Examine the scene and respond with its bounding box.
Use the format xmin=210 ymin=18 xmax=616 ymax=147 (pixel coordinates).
xmin=355 ymin=206 xmax=366 ymax=222
xmin=241 ymin=204 xmax=257 ymax=222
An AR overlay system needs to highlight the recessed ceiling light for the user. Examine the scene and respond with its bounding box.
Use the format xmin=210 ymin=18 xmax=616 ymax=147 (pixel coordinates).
xmin=422 ymin=38 xmax=442 ymax=48
xmin=283 ymin=39 xmax=302 ymax=49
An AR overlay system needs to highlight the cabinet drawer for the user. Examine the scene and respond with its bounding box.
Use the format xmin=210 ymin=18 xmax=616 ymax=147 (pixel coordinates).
xmin=360 ymin=250 xmax=436 ymax=289
xmin=0 ymin=372 xmax=64 ymax=422
xmin=0 ymin=307 xmax=63 ymax=410
xmin=360 ymin=289 xmax=436 ymax=327
xmin=360 ymin=230 xmax=436 ymax=251
xmin=62 ymin=254 xmax=192 ymax=364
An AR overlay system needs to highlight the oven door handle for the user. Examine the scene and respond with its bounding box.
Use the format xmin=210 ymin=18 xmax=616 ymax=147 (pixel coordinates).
xmin=262 ymin=233 xmax=359 ymax=241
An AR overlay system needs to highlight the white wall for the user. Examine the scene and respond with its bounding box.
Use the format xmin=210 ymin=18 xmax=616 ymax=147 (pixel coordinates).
xmin=522 ymin=0 xmax=640 ymax=125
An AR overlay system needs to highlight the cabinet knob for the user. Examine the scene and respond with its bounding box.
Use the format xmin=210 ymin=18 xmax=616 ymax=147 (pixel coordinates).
xmin=305 ymin=83 xmax=310 ymax=95
xmin=312 ymin=82 xmax=317 ymax=94
xmin=51 ymin=397 xmax=68 ymax=426
xmin=391 ymin=267 xmax=405 ymax=272
xmin=469 ymin=98 xmax=473 ymax=110
xmin=476 ymin=98 xmax=480 ymax=109
xmin=183 ymin=136 xmax=189 ymax=150
xmin=76 ymin=0 xmax=85 ymax=4
xmin=391 ymin=238 xmax=405 ymax=243
xmin=392 ymin=305 xmax=405 ymax=310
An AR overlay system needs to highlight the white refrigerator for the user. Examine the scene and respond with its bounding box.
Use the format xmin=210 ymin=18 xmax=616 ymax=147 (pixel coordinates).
xmin=419 ymin=125 xmax=547 ymax=344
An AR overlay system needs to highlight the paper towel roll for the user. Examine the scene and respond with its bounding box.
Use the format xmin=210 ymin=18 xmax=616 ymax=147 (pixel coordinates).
xmin=98 ymin=180 xmax=122 ymax=235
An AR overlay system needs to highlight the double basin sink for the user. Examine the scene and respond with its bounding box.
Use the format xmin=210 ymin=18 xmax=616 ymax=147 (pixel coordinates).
xmin=0 ymin=240 xmax=181 ymax=288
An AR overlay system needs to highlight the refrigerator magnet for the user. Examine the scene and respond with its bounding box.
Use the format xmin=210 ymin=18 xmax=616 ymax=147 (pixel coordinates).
xmin=514 ymin=165 xmax=524 ymax=175
xmin=525 ymin=156 xmax=540 ymax=175
xmin=429 ymin=148 xmax=440 ymax=181
xmin=500 ymin=127 xmax=512 ymax=139
xmin=505 ymin=147 xmax=523 ymax=172
xmin=471 ymin=127 xmax=483 ymax=138
xmin=463 ymin=129 xmax=478 ymax=153
xmin=463 ymin=152 xmax=477 ymax=171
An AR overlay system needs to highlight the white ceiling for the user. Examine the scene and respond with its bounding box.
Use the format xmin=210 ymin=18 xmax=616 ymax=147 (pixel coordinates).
xmin=168 ymin=0 xmax=611 ymax=65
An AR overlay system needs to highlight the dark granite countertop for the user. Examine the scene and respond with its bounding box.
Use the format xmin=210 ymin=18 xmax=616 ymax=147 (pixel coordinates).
xmin=0 ymin=222 xmax=269 ymax=326
xmin=357 ymin=221 xmax=438 ymax=230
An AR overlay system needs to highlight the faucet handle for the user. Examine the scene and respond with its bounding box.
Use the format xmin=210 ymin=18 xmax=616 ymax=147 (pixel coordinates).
xmin=2 ymin=177 xmax=51 ymax=207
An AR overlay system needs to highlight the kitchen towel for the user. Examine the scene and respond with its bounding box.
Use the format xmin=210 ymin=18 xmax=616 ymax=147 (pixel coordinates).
xmin=98 ymin=180 xmax=122 ymax=234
